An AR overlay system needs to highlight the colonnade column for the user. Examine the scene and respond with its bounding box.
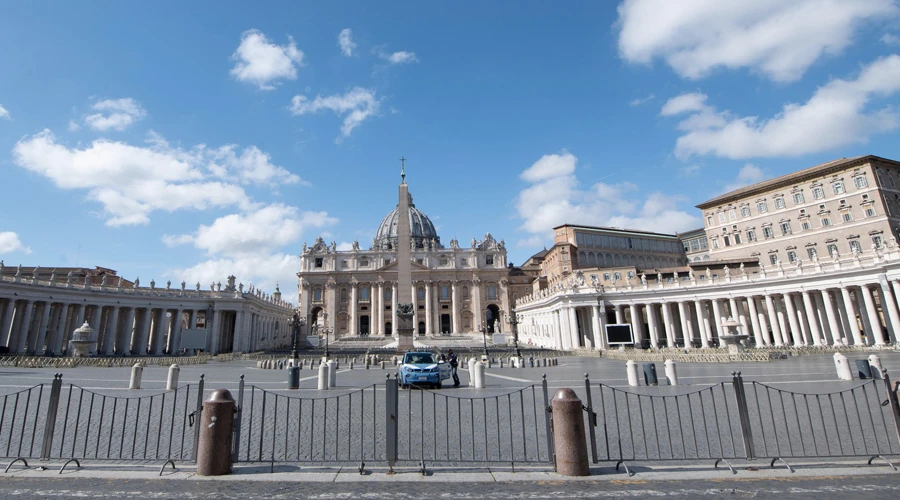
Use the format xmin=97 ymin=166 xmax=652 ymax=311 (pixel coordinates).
xmin=677 ymin=302 xmax=692 ymax=348
xmin=566 ymin=306 xmax=578 ymax=350
xmin=102 ymin=306 xmax=120 ymax=355
xmin=425 ymin=282 xmax=432 ymax=335
xmin=755 ymin=297 xmax=771 ymax=346
xmin=646 ymin=303 xmax=660 ymax=348
xmin=119 ymin=307 xmax=136 ymax=355
xmin=614 ymin=305 xmax=624 ymax=325
xmin=0 ymin=299 xmax=15 ymax=347
xmin=711 ymin=299 xmax=724 ymax=344
xmin=661 ymin=303 xmax=675 ymax=347
xmin=877 ymin=279 xmax=900 ymax=343
xmin=629 ymin=303 xmax=644 ymax=346
xmin=783 ymin=294 xmax=803 ymax=345
xmin=451 ymin=281 xmax=460 ymax=335
xmin=821 ymin=290 xmax=842 ymax=346
xmin=745 ymin=296 xmax=764 ymax=346
xmin=801 ymin=291 xmax=823 ymax=346
xmin=34 ymin=302 xmax=53 ymax=354
xmin=170 ymin=308 xmax=184 ymax=353
xmin=75 ymin=304 xmax=86 ymax=326
xmin=860 ymin=285 xmax=887 ymax=345
xmin=694 ymin=300 xmax=710 ymax=348
xmin=592 ymin=305 xmax=603 ymax=349
xmin=15 ymin=300 xmax=34 ymax=353
xmin=53 ymin=304 xmax=69 ymax=355
xmin=764 ymin=295 xmax=784 ymax=346
xmin=350 ymin=283 xmax=358 ymax=336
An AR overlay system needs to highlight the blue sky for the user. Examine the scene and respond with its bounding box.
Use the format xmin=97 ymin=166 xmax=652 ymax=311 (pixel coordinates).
xmin=2 ymin=0 xmax=900 ymax=297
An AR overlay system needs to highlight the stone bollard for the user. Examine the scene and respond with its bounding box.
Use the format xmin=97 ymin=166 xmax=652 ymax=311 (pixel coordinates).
xmin=318 ymin=362 xmax=330 ymax=390
xmin=869 ymin=355 xmax=884 ymax=379
xmin=309 ymin=361 xmax=315 ymax=370
xmin=664 ymin=359 xmax=678 ymax=386
xmin=327 ymin=360 xmax=337 ymax=387
xmin=625 ymin=360 xmax=639 ymax=387
xmin=551 ymin=388 xmax=590 ymax=476
xmin=365 ymin=358 xmax=370 ymax=369
xmin=834 ymin=353 xmax=853 ymax=381
xmin=473 ymin=361 xmax=486 ymax=389
xmin=468 ymin=357 xmax=477 ymax=376
xmin=129 ymin=363 xmax=143 ymax=390
xmin=349 ymin=360 xmax=354 ymax=369
xmin=499 ymin=359 xmax=504 ymax=368
xmin=380 ymin=360 xmax=386 ymax=370
xmin=166 ymin=364 xmax=180 ymax=391
xmin=530 ymin=357 xmax=535 ymax=368
xmin=298 ymin=360 xmax=303 ymax=370
xmin=196 ymin=389 xmax=235 ymax=476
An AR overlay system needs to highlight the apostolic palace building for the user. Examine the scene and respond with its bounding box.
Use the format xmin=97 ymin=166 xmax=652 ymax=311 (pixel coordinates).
xmin=3 ymin=154 xmax=900 ymax=356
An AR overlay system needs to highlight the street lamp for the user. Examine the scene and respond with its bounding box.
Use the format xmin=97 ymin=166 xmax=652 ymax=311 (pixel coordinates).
xmin=289 ymin=311 xmax=305 ymax=360
xmin=505 ymin=311 xmax=523 ymax=359
xmin=318 ymin=321 xmax=334 ymax=360
xmin=478 ymin=323 xmax=489 ymax=359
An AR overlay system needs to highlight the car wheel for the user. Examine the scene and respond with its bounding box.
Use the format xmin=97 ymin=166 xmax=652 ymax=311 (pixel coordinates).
xmin=435 ymin=382 xmax=442 ymax=390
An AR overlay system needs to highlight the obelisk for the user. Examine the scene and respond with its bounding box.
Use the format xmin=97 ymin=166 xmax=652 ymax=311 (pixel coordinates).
xmin=395 ymin=158 xmax=415 ymax=351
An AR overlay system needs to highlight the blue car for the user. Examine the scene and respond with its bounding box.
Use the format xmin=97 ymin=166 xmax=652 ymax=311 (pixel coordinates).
xmin=397 ymin=351 xmax=451 ymax=389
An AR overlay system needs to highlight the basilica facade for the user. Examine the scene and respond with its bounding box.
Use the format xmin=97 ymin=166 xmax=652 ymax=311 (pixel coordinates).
xmin=296 ymin=188 xmax=513 ymax=343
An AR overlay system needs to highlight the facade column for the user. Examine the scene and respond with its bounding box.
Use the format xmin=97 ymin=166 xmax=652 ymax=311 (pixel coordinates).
xmin=711 ymin=299 xmax=724 ymax=345
xmin=411 ymin=283 xmax=418 ymax=334
xmin=102 ymin=306 xmax=120 ymax=355
xmin=764 ymin=295 xmax=783 ymax=346
xmin=801 ymin=291 xmax=823 ymax=346
xmin=53 ymin=304 xmax=69 ymax=354
xmin=860 ymin=285 xmax=887 ymax=345
xmin=170 ymin=308 xmax=184 ymax=353
xmin=566 ymin=306 xmax=578 ymax=350
xmin=839 ymin=287 xmax=863 ymax=345
xmin=374 ymin=283 xmax=382 ymax=335
xmin=755 ymin=297 xmax=771 ymax=346
xmin=614 ymin=305 xmax=625 ymax=324
xmin=425 ymin=281 xmax=433 ymax=335
xmin=629 ymin=303 xmax=644 ymax=346
xmin=119 ymin=307 xmax=136 ymax=355
xmin=15 ymin=300 xmax=34 ymax=354
xmin=350 ymin=283 xmax=358 ymax=336
xmin=34 ymin=302 xmax=53 ymax=355
xmin=677 ymin=302 xmax=693 ymax=348
xmin=783 ymin=293 xmax=803 ymax=345
xmin=821 ymin=290 xmax=842 ymax=346
xmin=451 ymin=281 xmax=460 ymax=335
xmin=877 ymin=279 xmax=900 ymax=343
xmin=661 ymin=302 xmax=675 ymax=347
xmin=592 ymin=305 xmax=604 ymax=349
xmin=695 ymin=300 xmax=710 ymax=348
xmin=391 ymin=282 xmax=399 ymax=336
xmin=646 ymin=303 xmax=660 ymax=348
xmin=745 ymin=296 xmax=764 ymax=347
xmin=472 ymin=281 xmax=482 ymax=334
xmin=1 ymin=299 xmax=16 ymax=347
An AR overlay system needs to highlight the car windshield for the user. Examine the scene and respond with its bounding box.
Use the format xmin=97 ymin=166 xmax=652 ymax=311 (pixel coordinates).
xmin=405 ymin=353 xmax=434 ymax=364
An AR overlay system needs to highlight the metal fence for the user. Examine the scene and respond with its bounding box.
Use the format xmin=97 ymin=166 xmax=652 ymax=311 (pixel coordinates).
xmin=1 ymin=373 xmax=204 ymax=473
xmin=584 ymin=371 xmax=900 ymax=474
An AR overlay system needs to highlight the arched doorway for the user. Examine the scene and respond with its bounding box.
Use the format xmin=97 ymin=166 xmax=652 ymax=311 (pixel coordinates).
xmin=486 ymin=304 xmax=501 ymax=333
xmin=309 ymin=307 xmax=323 ymax=331
xmin=385 ymin=321 xmax=393 ymax=336
xmin=359 ymin=315 xmax=370 ymax=336
xmin=418 ymin=321 xmax=425 ymax=335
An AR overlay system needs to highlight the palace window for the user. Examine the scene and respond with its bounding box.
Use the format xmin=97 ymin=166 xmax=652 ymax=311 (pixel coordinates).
xmin=812 ymin=187 xmax=825 ymax=200
xmin=842 ymin=212 xmax=853 ymax=222
xmin=821 ymin=217 xmax=831 ymax=227
xmin=873 ymin=235 xmax=884 ymax=249
xmin=488 ymin=285 xmax=497 ymax=299
xmin=340 ymin=288 xmax=348 ymax=302
xmin=385 ymin=288 xmax=392 ymax=301
xmin=855 ymin=176 xmax=868 ymax=189
xmin=439 ymin=258 xmax=449 ymax=266
xmin=711 ymin=237 xmax=719 ymax=249
xmin=707 ymin=215 xmax=714 ymax=226
xmin=827 ymin=244 xmax=839 ymax=258
xmin=718 ymin=213 xmax=727 ymax=223
xmin=740 ymin=207 xmax=751 ymax=217
xmin=801 ymin=220 xmax=811 ymax=231
xmin=769 ymin=254 xmax=778 ymax=265
xmin=807 ymin=247 xmax=817 ymax=260
xmin=627 ymin=271 xmax=635 ymax=279
xmin=460 ymin=258 xmax=467 ymax=266
xmin=775 ymin=197 xmax=786 ymax=209
xmin=360 ymin=287 xmax=369 ymax=301
xmin=603 ymin=273 xmax=611 ymax=281
xmin=613 ymin=272 xmax=622 ymax=280
xmin=486 ymin=255 xmax=494 ymax=265
xmin=462 ymin=286 xmax=469 ymax=299
xmin=734 ymin=233 xmax=742 ymax=244
xmin=341 ymin=260 xmax=348 ymax=269
xmin=315 ymin=258 xmax=323 ymax=268
xmin=360 ymin=258 xmax=369 ymax=267
xmin=865 ymin=207 xmax=876 ymax=217
xmin=787 ymin=251 xmax=798 ymax=263
xmin=724 ymin=235 xmax=731 ymax=247
xmin=757 ymin=202 xmax=768 ymax=213
xmin=849 ymin=240 xmax=862 ymax=253
xmin=833 ymin=182 xmax=845 ymax=194
xmin=747 ymin=229 xmax=756 ymax=242
xmin=793 ymin=192 xmax=805 ymax=204
xmin=728 ymin=209 xmax=737 ymax=221
xmin=418 ymin=287 xmax=426 ymax=300
xmin=780 ymin=222 xmax=792 ymax=235
xmin=313 ymin=288 xmax=322 ymax=302
xmin=763 ymin=226 xmax=774 ymax=239
xmin=440 ymin=285 xmax=449 ymax=300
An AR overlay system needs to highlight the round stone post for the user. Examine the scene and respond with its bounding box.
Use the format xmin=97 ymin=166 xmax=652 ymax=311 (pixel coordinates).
xmin=868 ymin=355 xmax=884 ymax=379
xmin=327 ymin=360 xmax=337 ymax=387
xmin=129 ymin=362 xmax=143 ymax=390
xmin=468 ymin=357 xmax=477 ymax=376
xmin=625 ymin=360 xmax=639 ymax=387
xmin=551 ymin=388 xmax=590 ymax=476
xmin=834 ymin=353 xmax=853 ymax=381
xmin=166 ymin=364 xmax=180 ymax=391
xmin=196 ymin=389 xmax=235 ymax=476
xmin=318 ymin=362 xmax=330 ymax=390
xmin=664 ymin=359 xmax=678 ymax=386
xmin=473 ymin=360 xmax=485 ymax=388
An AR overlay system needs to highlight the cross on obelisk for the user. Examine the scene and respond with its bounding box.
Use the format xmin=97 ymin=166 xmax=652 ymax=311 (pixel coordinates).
xmin=395 ymin=156 xmax=414 ymax=351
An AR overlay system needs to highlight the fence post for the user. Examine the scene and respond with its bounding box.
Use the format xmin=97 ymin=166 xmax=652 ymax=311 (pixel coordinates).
xmin=40 ymin=373 xmax=63 ymax=460
xmin=731 ymin=371 xmax=755 ymax=459
xmin=542 ymin=374 xmax=555 ymax=467
xmin=232 ymin=374 xmax=245 ymax=463
xmin=385 ymin=374 xmax=398 ymax=472
xmin=583 ymin=374 xmax=598 ymax=464
xmin=192 ymin=374 xmax=205 ymax=461
xmin=881 ymin=370 xmax=900 ymax=448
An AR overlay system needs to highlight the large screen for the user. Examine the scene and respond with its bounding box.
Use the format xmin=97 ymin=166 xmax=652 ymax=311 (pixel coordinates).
xmin=605 ymin=324 xmax=634 ymax=345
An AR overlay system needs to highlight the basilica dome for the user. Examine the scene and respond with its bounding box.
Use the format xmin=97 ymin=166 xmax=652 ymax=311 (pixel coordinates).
xmin=372 ymin=193 xmax=441 ymax=250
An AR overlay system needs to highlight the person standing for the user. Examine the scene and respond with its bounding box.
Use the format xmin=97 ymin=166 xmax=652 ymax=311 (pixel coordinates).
xmin=448 ymin=349 xmax=460 ymax=387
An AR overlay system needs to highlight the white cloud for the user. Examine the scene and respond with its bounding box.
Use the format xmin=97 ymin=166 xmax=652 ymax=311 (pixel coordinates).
xmin=289 ymin=87 xmax=380 ymax=138
xmin=382 ymin=51 xmax=418 ymax=64
xmin=165 ymin=253 xmax=300 ymax=303
xmin=884 ymin=33 xmax=900 ymax=46
xmin=0 ymin=232 xmax=31 ymax=254
xmin=660 ymin=92 xmax=709 ymax=116
xmin=516 ymin=235 xmax=546 ymax=248
xmin=336 ymin=242 xmax=354 ymax=251
xmin=12 ymin=130 xmax=301 ymax=226
xmin=68 ymin=120 xmax=80 ymax=131
xmin=338 ymin=28 xmax=356 ymax=56
xmin=617 ymin=0 xmax=898 ymax=82
xmin=84 ymin=98 xmax=146 ymax=131
xmin=231 ymin=29 xmax=304 ymax=90
xmin=516 ymin=152 xmax=700 ymax=238
xmin=721 ymin=164 xmax=766 ymax=193
xmin=681 ymin=165 xmax=701 ymax=176
xmin=665 ymin=55 xmax=900 ymax=159
xmin=0 ymin=104 xmax=10 ymax=120
xmin=162 ymin=204 xmax=336 ymax=255
xmin=629 ymin=94 xmax=655 ymax=106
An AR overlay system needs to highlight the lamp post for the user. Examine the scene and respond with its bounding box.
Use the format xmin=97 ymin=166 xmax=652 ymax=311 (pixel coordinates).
xmin=289 ymin=311 xmax=305 ymax=360
xmin=506 ymin=311 xmax=523 ymax=359
xmin=320 ymin=323 xmax=333 ymax=360
xmin=478 ymin=323 xmax=489 ymax=360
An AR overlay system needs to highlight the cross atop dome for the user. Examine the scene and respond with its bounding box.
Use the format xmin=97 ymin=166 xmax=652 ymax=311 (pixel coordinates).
xmin=400 ymin=156 xmax=406 ymax=184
